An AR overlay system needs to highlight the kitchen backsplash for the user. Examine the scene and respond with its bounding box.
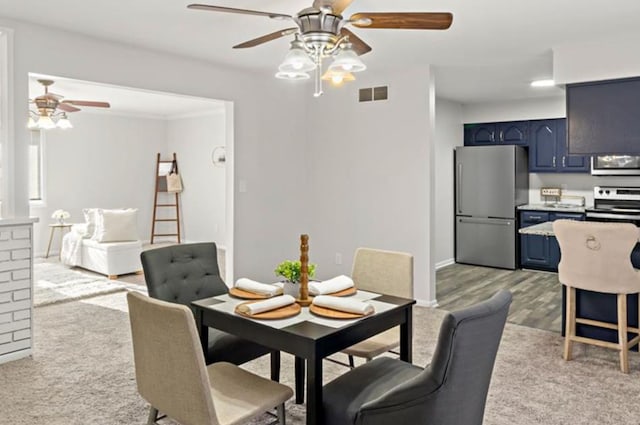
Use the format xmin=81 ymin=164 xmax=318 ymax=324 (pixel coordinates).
xmin=529 ymin=173 xmax=640 ymax=205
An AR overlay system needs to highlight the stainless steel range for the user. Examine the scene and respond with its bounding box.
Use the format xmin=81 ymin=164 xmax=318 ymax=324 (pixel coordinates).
xmin=586 ymin=186 xmax=640 ymax=224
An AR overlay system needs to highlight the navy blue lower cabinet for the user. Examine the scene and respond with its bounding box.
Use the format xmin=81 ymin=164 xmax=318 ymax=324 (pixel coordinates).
xmin=549 ymin=236 xmax=561 ymax=270
xmin=520 ymin=234 xmax=551 ymax=269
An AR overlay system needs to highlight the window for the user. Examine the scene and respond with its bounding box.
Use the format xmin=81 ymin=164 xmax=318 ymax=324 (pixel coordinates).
xmin=29 ymin=130 xmax=43 ymax=202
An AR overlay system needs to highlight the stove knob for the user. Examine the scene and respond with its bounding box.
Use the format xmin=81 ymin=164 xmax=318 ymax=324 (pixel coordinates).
xmin=599 ymin=190 xmax=604 ymax=195
xmin=605 ymin=190 xmax=610 ymax=195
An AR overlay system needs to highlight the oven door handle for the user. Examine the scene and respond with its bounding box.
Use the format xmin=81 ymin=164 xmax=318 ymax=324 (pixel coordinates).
xmin=587 ymin=212 xmax=640 ymax=221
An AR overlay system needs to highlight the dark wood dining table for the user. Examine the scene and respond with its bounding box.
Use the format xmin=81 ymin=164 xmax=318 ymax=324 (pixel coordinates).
xmin=192 ymin=291 xmax=415 ymax=425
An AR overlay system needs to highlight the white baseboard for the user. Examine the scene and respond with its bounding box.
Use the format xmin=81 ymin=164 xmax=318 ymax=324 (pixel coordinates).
xmin=416 ymin=298 xmax=438 ymax=307
xmin=435 ymin=258 xmax=455 ymax=270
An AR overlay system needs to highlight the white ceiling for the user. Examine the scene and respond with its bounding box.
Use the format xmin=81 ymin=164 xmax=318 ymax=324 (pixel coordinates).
xmin=6 ymin=0 xmax=640 ymax=103
xmin=28 ymin=73 xmax=225 ymax=118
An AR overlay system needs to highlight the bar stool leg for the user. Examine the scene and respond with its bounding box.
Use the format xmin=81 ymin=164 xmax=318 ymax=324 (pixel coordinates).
xmin=617 ymin=294 xmax=629 ymax=374
xmin=564 ymin=286 xmax=575 ymax=361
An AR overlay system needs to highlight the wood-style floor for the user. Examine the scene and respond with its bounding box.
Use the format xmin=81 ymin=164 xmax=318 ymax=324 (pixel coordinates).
xmin=436 ymin=263 xmax=562 ymax=333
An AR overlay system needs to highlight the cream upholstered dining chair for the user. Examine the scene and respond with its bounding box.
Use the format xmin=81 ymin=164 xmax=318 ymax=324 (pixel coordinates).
xmin=127 ymin=291 xmax=293 ymax=425
xmin=341 ymin=247 xmax=413 ymax=367
xmin=554 ymin=220 xmax=640 ymax=373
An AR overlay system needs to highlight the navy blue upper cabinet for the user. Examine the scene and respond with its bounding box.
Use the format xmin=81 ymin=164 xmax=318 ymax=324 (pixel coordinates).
xmin=498 ymin=121 xmax=529 ymax=145
xmin=529 ymin=120 xmax=558 ymax=172
xmin=464 ymin=121 xmax=528 ymax=146
xmin=556 ymin=119 xmax=590 ymax=172
xmin=530 ymin=119 xmax=590 ymax=173
xmin=464 ymin=123 xmax=496 ymax=145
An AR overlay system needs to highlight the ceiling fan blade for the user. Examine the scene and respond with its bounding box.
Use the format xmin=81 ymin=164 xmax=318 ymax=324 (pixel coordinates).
xmin=350 ymin=12 xmax=453 ymax=30
xmin=63 ymin=100 xmax=111 ymax=108
xmin=340 ymin=28 xmax=372 ymax=55
xmin=57 ymin=103 xmax=81 ymax=113
xmin=187 ymin=4 xmax=291 ymax=20
xmin=234 ymin=28 xmax=298 ymax=49
xmin=313 ymin=0 xmax=355 ymax=15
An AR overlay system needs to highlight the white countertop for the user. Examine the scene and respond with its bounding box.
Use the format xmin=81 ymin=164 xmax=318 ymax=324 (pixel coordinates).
xmin=518 ymin=204 xmax=587 ymax=213
xmin=518 ymin=221 xmax=555 ymax=236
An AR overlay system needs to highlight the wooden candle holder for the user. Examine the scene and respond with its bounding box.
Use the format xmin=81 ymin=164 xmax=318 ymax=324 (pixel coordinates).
xmin=296 ymin=234 xmax=312 ymax=307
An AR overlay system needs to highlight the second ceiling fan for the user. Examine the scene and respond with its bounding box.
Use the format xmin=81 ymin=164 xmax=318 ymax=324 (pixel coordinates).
xmin=188 ymin=0 xmax=453 ymax=95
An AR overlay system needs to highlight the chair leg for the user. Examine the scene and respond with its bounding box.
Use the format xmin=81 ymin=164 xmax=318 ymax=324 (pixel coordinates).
xmin=564 ymin=286 xmax=575 ymax=361
xmin=348 ymin=354 xmax=355 ymax=368
xmin=618 ymin=294 xmax=629 ymax=374
xmin=271 ymin=350 xmax=281 ymax=382
xmin=147 ymin=406 xmax=158 ymax=425
xmin=277 ymin=403 xmax=286 ymax=425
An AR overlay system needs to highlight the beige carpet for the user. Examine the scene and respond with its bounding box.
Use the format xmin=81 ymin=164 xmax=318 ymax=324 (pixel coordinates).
xmin=0 ymin=292 xmax=638 ymax=424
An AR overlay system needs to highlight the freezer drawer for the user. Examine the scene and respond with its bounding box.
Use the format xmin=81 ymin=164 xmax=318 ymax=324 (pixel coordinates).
xmin=456 ymin=216 xmax=516 ymax=269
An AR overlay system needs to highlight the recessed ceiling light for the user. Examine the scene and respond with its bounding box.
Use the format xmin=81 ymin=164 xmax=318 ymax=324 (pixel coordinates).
xmin=531 ymin=79 xmax=555 ymax=88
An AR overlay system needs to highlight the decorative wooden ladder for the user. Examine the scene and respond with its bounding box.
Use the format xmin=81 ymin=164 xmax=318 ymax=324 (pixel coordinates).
xmin=150 ymin=152 xmax=181 ymax=244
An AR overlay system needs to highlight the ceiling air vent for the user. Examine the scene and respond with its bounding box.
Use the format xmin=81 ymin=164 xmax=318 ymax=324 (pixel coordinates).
xmin=359 ymin=86 xmax=388 ymax=102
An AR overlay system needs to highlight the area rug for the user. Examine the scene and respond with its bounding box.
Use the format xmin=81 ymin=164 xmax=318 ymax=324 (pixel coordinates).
xmin=0 ymin=291 xmax=638 ymax=425
xmin=33 ymin=262 xmax=127 ymax=307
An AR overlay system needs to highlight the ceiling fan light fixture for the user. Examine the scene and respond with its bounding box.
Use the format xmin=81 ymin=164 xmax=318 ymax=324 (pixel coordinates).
xmin=328 ymin=45 xmax=366 ymax=73
xmin=27 ymin=116 xmax=38 ymax=130
xmin=37 ymin=115 xmax=56 ymax=130
xmin=275 ymin=70 xmax=311 ymax=80
xmin=321 ymin=69 xmax=355 ymax=86
xmin=56 ymin=113 xmax=73 ymax=129
xmin=279 ymin=40 xmax=316 ymax=73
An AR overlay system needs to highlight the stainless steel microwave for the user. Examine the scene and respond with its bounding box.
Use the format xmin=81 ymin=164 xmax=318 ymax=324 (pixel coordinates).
xmin=591 ymin=155 xmax=640 ymax=175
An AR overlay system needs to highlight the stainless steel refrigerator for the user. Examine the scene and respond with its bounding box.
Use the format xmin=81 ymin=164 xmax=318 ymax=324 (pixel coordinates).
xmin=455 ymin=145 xmax=528 ymax=269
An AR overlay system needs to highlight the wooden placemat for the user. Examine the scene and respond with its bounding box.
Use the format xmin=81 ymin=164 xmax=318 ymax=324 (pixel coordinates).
xmin=229 ymin=287 xmax=280 ymax=300
xmin=310 ymin=286 xmax=357 ymax=297
xmin=235 ymin=301 xmax=301 ymax=320
xmin=309 ymin=304 xmax=374 ymax=319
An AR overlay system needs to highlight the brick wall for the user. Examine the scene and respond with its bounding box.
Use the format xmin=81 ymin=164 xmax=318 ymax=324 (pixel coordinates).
xmin=0 ymin=224 xmax=33 ymax=361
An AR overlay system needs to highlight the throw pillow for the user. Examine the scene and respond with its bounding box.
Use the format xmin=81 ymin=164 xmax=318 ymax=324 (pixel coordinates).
xmin=93 ymin=208 xmax=139 ymax=243
xmin=82 ymin=208 xmax=99 ymax=239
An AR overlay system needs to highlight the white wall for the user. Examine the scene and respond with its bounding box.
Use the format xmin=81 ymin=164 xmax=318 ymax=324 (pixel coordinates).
xmin=462 ymin=96 xmax=565 ymax=123
xmin=3 ymin=17 xmax=308 ymax=283
xmin=29 ymin=112 xmax=165 ymax=255
xmin=554 ymin=32 xmax=640 ymax=84
xmin=306 ymin=66 xmax=437 ymax=304
xmin=166 ymin=111 xmax=226 ymax=246
xmin=434 ymin=98 xmax=463 ymax=268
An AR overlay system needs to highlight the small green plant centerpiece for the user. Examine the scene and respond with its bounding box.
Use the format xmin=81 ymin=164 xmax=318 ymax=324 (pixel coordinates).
xmin=275 ymin=260 xmax=317 ymax=297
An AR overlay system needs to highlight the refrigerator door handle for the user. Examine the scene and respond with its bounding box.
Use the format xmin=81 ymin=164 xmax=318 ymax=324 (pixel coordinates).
xmin=458 ymin=218 xmax=512 ymax=225
xmin=457 ymin=163 xmax=463 ymax=214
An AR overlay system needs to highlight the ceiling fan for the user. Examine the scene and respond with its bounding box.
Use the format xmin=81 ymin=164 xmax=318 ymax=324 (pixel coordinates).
xmin=188 ymin=0 xmax=453 ymax=96
xmin=29 ymin=79 xmax=111 ymax=130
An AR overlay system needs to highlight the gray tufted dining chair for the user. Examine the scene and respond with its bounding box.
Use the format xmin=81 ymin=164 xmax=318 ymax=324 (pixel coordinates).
xmin=321 ymin=290 xmax=512 ymax=425
xmin=140 ymin=242 xmax=280 ymax=380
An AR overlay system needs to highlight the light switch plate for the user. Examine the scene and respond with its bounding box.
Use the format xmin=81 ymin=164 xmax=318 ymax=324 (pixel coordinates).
xmin=540 ymin=187 xmax=562 ymax=197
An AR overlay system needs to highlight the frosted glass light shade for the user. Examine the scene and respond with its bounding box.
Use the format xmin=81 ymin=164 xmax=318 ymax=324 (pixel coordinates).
xmin=56 ymin=115 xmax=73 ymax=129
xmin=329 ymin=48 xmax=366 ymax=73
xmin=37 ymin=115 xmax=56 ymax=130
xmin=321 ymin=69 xmax=355 ymax=86
xmin=275 ymin=71 xmax=310 ymax=80
xmin=279 ymin=46 xmax=315 ymax=73
xmin=27 ymin=117 xmax=37 ymax=129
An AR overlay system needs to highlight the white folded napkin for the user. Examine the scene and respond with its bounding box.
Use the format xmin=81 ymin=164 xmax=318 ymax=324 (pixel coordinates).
xmin=312 ymin=295 xmax=374 ymax=315
xmin=236 ymin=295 xmax=296 ymax=315
xmin=235 ymin=278 xmax=283 ymax=297
xmin=309 ymin=275 xmax=355 ymax=295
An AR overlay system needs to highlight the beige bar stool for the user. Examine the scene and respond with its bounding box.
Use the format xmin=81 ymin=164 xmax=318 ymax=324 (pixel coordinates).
xmin=554 ymin=220 xmax=640 ymax=373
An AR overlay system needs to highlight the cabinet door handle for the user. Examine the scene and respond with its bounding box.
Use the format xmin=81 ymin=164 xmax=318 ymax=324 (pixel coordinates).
xmin=562 ymin=156 xmax=566 ymax=167
xmin=490 ymin=132 xmax=495 ymax=142
xmin=553 ymin=156 xmax=556 ymax=167
xmin=529 ymin=216 xmax=542 ymax=220
xmin=499 ymin=130 xmax=504 ymax=142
